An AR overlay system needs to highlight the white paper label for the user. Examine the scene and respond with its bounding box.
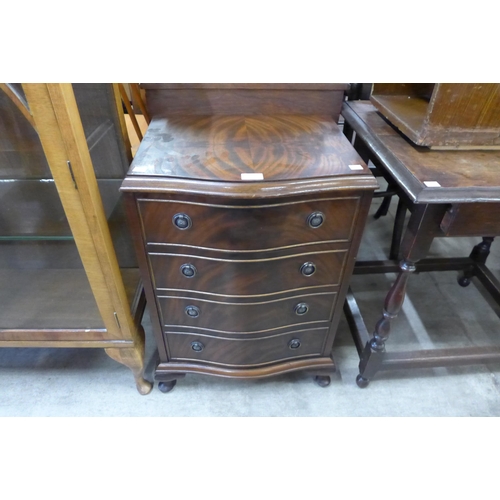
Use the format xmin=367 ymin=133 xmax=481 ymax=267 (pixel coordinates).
xmin=241 ymin=173 xmax=264 ymax=181
xmin=423 ymin=181 xmax=442 ymax=187
xmin=348 ymin=164 xmax=364 ymax=170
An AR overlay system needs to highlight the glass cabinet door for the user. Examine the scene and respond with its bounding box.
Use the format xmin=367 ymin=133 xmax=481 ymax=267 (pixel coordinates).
xmin=0 ymin=84 xmax=138 ymax=334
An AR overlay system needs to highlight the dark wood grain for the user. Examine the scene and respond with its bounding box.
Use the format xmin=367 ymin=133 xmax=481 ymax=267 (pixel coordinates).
xmin=143 ymin=84 xmax=348 ymax=118
xmin=166 ymin=327 xmax=329 ymax=367
xmin=122 ymin=175 xmax=377 ymax=199
xmin=381 ymin=135 xmax=500 ymax=189
xmin=138 ymin=196 xmax=360 ymax=251
xmin=157 ymin=318 xmax=334 ymax=337
xmin=440 ymin=203 xmax=500 ymax=236
xmin=124 ymin=192 xmax=170 ymax=361
xmin=155 ymin=356 xmax=335 ymax=379
xmin=159 ymin=292 xmax=335 ymax=333
xmin=343 ymin=101 xmax=500 ymax=203
xmin=128 ymin=114 xmax=370 ymax=182
xmin=122 ymin=88 xmax=376 ymax=385
xmin=141 ymin=84 xmax=349 ymax=90
xmin=149 ymin=247 xmax=347 ymax=295
xmin=369 ymin=95 xmax=430 ymax=139
xmin=371 ymin=84 xmax=435 ymax=100
xmin=147 ymin=241 xmax=346 ymax=261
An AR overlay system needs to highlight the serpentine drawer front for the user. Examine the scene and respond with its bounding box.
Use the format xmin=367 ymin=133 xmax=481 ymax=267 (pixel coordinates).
xmin=149 ymin=248 xmax=347 ymax=295
xmin=165 ymin=328 xmax=330 ymax=367
xmin=121 ymin=97 xmax=377 ymax=392
xmin=158 ymin=292 xmax=337 ymax=333
xmin=139 ymin=196 xmax=360 ymax=251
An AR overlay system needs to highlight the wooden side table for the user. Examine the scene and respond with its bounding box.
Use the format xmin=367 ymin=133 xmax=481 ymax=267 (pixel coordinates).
xmin=341 ymin=101 xmax=500 ymax=387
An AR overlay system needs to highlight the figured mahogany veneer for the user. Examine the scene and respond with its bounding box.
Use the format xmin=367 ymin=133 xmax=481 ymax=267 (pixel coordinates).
xmin=166 ymin=327 xmax=330 ymax=367
xmin=125 ymin=115 xmax=371 ymax=183
xmin=158 ymin=292 xmax=337 ymax=334
xmin=149 ymin=248 xmax=347 ymax=296
xmin=139 ymin=196 xmax=360 ymax=251
xmin=141 ymin=83 xmax=349 ymax=118
xmin=122 ymin=84 xmax=377 ymax=388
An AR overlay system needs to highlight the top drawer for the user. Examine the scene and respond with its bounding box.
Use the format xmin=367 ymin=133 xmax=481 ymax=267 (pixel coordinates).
xmin=138 ymin=196 xmax=360 ymax=252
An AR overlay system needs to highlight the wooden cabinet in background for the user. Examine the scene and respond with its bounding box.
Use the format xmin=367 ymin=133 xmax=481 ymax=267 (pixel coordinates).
xmin=371 ymin=83 xmax=500 ymax=149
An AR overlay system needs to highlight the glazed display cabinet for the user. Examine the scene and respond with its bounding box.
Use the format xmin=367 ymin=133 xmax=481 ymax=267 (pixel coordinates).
xmin=0 ymin=83 xmax=151 ymax=394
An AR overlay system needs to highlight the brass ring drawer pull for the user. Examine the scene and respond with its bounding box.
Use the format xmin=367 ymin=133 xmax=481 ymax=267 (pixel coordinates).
xmin=294 ymin=303 xmax=309 ymax=315
xmin=300 ymin=262 xmax=316 ymax=277
xmin=180 ymin=263 xmax=197 ymax=278
xmin=185 ymin=305 xmax=200 ymax=318
xmin=172 ymin=213 xmax=192 ymax=230
xmin=307 ymin=211 xmax=325 ymax=228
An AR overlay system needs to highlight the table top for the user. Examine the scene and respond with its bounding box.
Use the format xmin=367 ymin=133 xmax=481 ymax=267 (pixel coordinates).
xmin=343 ymin=101 xmax=500 ymax=204
xmin=122 ymin=114 xmax=377 ymax=198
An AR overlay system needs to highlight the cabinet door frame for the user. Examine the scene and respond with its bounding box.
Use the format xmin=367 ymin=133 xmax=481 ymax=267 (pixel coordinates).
xmin=8 ymin=83 xmax=152 ymax=394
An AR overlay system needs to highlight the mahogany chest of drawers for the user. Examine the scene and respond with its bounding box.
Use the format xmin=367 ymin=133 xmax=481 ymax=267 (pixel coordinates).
xmin=121 ymin=87 xmax=377 ymax=391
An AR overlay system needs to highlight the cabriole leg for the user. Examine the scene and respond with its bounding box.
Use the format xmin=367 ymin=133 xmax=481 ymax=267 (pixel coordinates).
xmin=105 ymin=326 xmax=152 ymax=395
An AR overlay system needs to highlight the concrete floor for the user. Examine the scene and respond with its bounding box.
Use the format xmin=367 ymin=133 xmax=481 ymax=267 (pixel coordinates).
xmin=1 ymin=193 xmax=500 ymax=417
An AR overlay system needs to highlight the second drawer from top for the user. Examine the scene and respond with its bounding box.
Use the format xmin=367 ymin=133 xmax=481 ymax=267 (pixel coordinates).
xmin=149 ymin=246 xmax=347 ymax=296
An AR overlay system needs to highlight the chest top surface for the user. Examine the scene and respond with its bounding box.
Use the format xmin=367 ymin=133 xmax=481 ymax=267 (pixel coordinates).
xmin=126 ymin=114 xmax=371 ymax=184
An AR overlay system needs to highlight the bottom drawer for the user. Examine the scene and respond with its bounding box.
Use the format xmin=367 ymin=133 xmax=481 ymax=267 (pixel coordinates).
xmin=165 ymin=327 xmax=329 ymax=367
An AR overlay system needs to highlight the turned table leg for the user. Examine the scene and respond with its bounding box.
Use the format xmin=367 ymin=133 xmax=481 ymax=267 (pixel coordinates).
xmin=389 ymin=198 xmax=408 ymax=260
xmin=356 ymin=260 xmax=416 ymax=387
xmin=356 ymin=204 xmax=447 ymax=387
